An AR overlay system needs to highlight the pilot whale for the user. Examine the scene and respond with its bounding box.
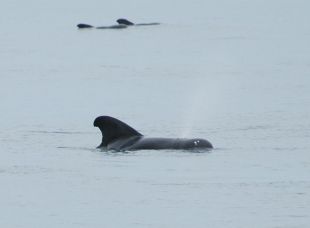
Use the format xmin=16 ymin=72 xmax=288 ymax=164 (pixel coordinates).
xmin=77 ymin=23 xmax=127 ymax=29
xmin=93 ymin=116 xmax=213 ymax=151
xmin=116 ymin=18 xmax=160 ymax=26
xmin=77 ymin=18 xmax=160 ymax=29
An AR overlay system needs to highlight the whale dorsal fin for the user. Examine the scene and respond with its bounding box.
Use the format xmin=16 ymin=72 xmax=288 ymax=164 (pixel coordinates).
xmin=94 ymin=116 xmax=142 ymax=147
xmin=116 ymin=18 xmax=134 ymax=26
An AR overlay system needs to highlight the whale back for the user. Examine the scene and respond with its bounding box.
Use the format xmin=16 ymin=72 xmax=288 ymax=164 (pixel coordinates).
xmin=77 ymin=23 xmax=94 ymax=28
xmin=94 ymin=116 xmax=142 ymax=147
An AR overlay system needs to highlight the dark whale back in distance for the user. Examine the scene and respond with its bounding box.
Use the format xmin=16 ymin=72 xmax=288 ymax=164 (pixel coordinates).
xmin=77 ymin=23 xmax=94 ymax=28
xmin=116 ymin=18 xmax=160 ymax=26
xmin=77 ymin=23 xmax=127 ymax=29
xmin=77 ymin=18 xmax=160 ymax=29
xmin=93 ymin=116 xmax=213 ymax=151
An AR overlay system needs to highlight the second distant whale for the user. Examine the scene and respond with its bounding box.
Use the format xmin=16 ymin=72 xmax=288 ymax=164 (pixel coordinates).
xmin=77 ymin=18 xmax=160 ymax=29
xmin=116 ymin=18 xmax=160 ymax=26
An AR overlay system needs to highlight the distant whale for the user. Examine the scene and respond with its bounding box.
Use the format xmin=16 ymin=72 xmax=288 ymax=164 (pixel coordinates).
xmin=77 ymin=23 xmax=127 ymax=29
xmin=116 ymin=18 xmax=160 ymax=26
xmin=93 ymin=116 xmax=213 ymax=151
xmin=77 ymin=18 xmax=160 ymax=29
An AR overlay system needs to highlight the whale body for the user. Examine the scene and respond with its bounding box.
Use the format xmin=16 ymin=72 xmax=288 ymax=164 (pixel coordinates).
xmin=93 ymin=116 xmax=213 ymax=151
xmin=77 ymin=18 xmax=160 ymax=29
xmin=117 ymin=18 xmax=160 ymax=26
xmin=77 ymin=23 xmax=127 ymax=29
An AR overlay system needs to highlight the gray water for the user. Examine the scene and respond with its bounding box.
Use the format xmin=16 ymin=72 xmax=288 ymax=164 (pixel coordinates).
xmin=1 ymin=0 xmax=310 ymax=227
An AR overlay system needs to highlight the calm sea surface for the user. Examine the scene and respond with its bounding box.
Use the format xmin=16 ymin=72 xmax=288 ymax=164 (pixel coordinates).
xmin=1 ymin=0 xmax=310 ymax=227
